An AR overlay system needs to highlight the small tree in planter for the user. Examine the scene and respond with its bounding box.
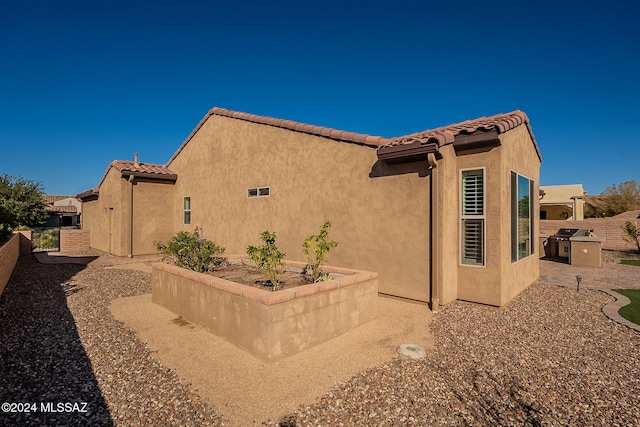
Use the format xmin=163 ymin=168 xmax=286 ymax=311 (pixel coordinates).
xmin=247 ymin=230 xmax=286 ymax=291
xmin=155 ymin=230 xmax=226 ymax=272
xmin=302 ymin=220 xmax=338 ymax=283
xmin=622 ymin=221 xmax=640 ymax=253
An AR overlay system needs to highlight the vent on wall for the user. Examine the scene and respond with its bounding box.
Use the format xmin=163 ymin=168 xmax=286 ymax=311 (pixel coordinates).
xmin=247 ymin=186 xmax=270 ymax=198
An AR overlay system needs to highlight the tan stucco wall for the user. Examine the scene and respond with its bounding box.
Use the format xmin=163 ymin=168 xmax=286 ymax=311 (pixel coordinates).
xmin=131 ymin=180 xmax=175 ymax=255
xmin=541 ymin=204 xmax=574 ymax=220
xmin=82 ymin=169 xmax=174 ymax=256
xmin=498 ymin=126 xmax=540 ymax=306
xmin=432 ymin=145 xmax=460 ymax=306
xmin=167 ymin=115 xmax=432 ymax=302
xmin=570 ymin=238 xmax=603 ymax=268
xmin=455 ymin=146 xmax=504 ymax=306
xmin=446 ymin=125 xmax=540 ymax=307
xmin=151 ymin=258 xmax=378 ymax=361
xmin=82 ymin=168 xmax=129 ymax=255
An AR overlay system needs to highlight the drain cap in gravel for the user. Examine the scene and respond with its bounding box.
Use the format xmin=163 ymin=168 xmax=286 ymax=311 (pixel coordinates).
xmin=397 ymin=344 xmax=426 ymax=359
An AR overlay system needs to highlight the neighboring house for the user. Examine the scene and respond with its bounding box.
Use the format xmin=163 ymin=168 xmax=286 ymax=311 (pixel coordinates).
xmin=79 ymin=107 xmax=541 ymax=308
xmin=539 ymin=184 xmax=585 ymax=220
xmin=43 ymin=195 xmax=82 ymax=227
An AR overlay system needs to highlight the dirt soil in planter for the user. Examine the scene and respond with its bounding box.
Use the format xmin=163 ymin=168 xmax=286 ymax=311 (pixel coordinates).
xmin=207 ymin=264 xmax=311 ymax=290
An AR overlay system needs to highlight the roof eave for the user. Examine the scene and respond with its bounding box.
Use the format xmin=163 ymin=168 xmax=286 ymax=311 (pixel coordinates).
xmin=77 ymin=189 xmax=99 ymax=201
xmin=376 ymin=142 xmax=439 ymax=161
xmin=452 ymin=129 xmax=501 ymax=153
xmin=120 ymin=171 xmax=178 ymax=182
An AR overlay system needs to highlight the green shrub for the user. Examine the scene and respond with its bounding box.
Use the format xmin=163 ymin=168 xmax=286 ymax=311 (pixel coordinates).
xmin=247 ymin=230 xmax=285 ymax=291
xmin=38 ymin=228 xmax=59 ymax=250
xmin=155 ymin=230 xmax=225 ymax=272
xmin=302 ymin=220 xmax=338 ymax=283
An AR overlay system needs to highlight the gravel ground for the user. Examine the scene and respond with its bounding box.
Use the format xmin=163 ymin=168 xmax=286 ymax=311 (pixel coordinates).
xmin=0 ymin=255 xmax=227 ymax=426
xmin=276 ymin=283 xmax=640 ymax=426
xmin=2 ymin=254 xmax=640 ymax=426
xmin=603 ymin=249 xmax=640 ymax=264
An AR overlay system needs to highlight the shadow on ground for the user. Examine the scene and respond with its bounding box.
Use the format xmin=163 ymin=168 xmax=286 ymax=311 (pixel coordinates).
xmin=0 ymin=255 xmax=113 ymax=426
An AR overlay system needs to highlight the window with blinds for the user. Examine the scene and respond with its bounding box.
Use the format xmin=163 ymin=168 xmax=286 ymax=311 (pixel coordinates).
xmin=461 ymin=169 xmax=485 ymax=266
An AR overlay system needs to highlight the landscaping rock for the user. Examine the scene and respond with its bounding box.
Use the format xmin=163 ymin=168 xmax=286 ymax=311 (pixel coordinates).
xmin=2 ymin=254 xmax=639 ymax=426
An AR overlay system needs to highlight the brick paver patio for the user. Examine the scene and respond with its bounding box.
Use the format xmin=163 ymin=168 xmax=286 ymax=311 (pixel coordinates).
xmin=539 ymin=258 xmax=640 ymax=291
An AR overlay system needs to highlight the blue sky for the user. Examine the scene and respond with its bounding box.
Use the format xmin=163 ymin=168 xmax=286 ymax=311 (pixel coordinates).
xmin=1 ymin=0 xmax=638 ymax=196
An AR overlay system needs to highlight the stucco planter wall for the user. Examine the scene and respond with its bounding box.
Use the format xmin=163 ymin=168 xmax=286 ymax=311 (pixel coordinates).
xmin=151 ymin=256 xmax=378 ymax=362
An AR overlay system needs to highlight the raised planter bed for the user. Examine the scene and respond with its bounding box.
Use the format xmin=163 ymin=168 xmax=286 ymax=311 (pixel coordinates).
xmin=151 ymin=255 xmax=378 ymax=362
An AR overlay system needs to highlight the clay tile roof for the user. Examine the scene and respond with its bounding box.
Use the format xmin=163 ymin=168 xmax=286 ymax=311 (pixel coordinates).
xmin=46 ymin=205 xmax=77 ymax=214
xmin=110 ymin=160 xmax=177 ymax=178
xmin=42 ymin=195 xmax=72 ymax=205
xmin=81 ymin=160 xmax=177 ymax=199
xmin=166 ymin=107 xmax=392 ymax=166
xmin=382 ymin=110 xmax=541 ymax=161
xmin=77 ymin=188 xmax=99 ymax=200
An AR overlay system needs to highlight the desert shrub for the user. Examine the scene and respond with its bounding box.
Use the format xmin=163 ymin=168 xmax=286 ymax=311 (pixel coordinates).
xmin=155 ymin=230 xmax=226 ymax=272
xmin=247 ymin=230 xmax=285 ymax=291
xmin=302 ymin=220 xmax=338 ymax=283
xmin=622 ymin=221 xmax=640 ymax=253
xmin=37 ymin=228 xmax=60 ymax=250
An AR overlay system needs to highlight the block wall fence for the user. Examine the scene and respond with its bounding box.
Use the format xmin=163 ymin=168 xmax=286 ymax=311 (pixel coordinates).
xmin=0 ymin=229 xmax=91 ymax=299
xmin=60 ymin=229 xmax=91 ymax=253
xmin=541 ymin=216 xmax=639 ymax=251
xmin=0 ymin=233 xmax=20 ymax=297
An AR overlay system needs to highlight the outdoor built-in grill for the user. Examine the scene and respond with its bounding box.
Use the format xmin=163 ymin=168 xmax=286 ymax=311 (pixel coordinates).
xmin=550 ymin=228 xmax=593 ymax=258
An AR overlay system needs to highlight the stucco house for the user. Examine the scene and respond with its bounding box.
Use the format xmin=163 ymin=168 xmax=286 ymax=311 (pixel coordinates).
xmin=539 ymin=184 xmax=585 ymax=220
xmin=43 ymin=195 xmax=82 ymax=227
xmin=79 ymin=107 xmax=541 ymax=308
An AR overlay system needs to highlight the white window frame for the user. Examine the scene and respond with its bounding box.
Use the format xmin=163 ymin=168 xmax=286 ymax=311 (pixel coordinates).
xmin=511 ymin=171 xmax=535 ymax=263
xmin=247 ymin=186 xmax=270 ymax=198
xmin=183 ymin=196 xmax=191 ymax=225
xmin=460 ymin=167 xmax=486 ymax=267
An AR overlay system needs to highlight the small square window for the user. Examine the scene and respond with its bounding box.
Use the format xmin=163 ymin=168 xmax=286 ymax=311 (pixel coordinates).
xmin=258 ymin=187 xmax=270 ymax=197
xmin=247 ymin=188 xmax=259 ymax=198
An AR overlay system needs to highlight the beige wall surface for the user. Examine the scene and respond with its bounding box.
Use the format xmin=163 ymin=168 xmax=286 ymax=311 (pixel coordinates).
xmin=82 ymin=168 xmax=127 ymax=255
xmin=498 ymin=125 xmax=540 ymax=306
xmin=83 ymin=169 xmax=176 ymax=256
xmin=152 ymin=260 xmax=378 ymax=361
xmin=431 ymin=144 xmax=459 ymax=306
xmin=455 ymin=146 xmax=504 ymax=306
xmin=167 ymin=115 xmax=432 ymax=302
xmin=570 ymin=238 xmax=603 ymax=268
xmin=131 ymin=180 xmax=175 ymax=255
xmin=447 ymin=125 xmax=540 ymax=307
xmin=541 ymin=204 xmax=574 ymax=220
